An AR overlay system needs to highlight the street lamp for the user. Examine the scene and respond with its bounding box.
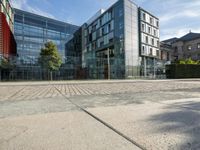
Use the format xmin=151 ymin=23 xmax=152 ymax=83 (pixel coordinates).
xmin=107 ymin=48 xmax=110 ymax=80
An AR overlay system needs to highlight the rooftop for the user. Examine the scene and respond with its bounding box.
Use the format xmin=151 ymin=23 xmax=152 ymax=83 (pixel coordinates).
xmin=162 ymin=38 xmax=178 ymax=44
xmin=163 ymin=32 xmax=200 ymax=44
xmin=178 ymin=32 xmax=200 ymax=41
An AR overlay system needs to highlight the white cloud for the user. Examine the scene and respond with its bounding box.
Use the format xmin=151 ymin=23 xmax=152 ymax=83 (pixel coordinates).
xmin=10 ymin=0 xmax=27 ymax=9
xmin=10 ymin=0 xmax=55 ymax=19
xmin=26 ymin=6 xmax=55 ymax=19
xmin=160 ymin=10 xmax=200 ymax=23
xmin=161 ymin=27 xmax=200 ymax=41
xmin=158 ymin=0 xmax=200 ymax=23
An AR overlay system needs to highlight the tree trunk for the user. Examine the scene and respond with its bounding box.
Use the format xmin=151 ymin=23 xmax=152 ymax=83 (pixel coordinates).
xmin=50 ymin=71 xmax=53 ymax=81
xmin=0 ymin=68 xmax=1 ymax=81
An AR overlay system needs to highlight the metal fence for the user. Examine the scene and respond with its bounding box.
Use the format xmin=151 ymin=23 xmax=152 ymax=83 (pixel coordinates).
xmin=0 ymin=66 xmax=166 ymax=81
xmin=0 ymin=56 xmax=167 ymax=81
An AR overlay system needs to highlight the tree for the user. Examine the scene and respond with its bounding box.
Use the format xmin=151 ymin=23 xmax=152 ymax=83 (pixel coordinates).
xmin=38 ymin=41 xmax=62 ymax=80
xmin=177 ymin=58 xmax=200 ymax=65
xmin=0 ymin=57 xmax=15 ymax=81
xmin=0 ymin=57 xmax=14 ymax=69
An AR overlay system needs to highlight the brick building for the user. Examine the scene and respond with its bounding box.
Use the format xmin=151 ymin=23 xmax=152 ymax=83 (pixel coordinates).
xmin=163 ymin=32 xmax=200 ymax=62
xmin=0 ymin=0 xmax=16 ymax=59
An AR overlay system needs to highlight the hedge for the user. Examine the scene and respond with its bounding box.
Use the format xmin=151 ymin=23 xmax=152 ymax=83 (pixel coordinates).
xmin=166 ymin=64 xmax=200 ymax=79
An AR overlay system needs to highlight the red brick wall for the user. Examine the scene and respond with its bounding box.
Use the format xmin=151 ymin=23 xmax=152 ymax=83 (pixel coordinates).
xmin=0 ymin=13 xmax=3 ymax=56
xmin=0 ymin=12 xmax=16 ymax=59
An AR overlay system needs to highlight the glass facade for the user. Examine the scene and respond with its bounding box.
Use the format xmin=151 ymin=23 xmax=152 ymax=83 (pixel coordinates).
xmin=124 ymin=0 xmax=139 ymax=77
xmin=81 ymin=1 xmax=120 ymax=79
xmin=14 ymin=9 xmax=79 ymax=65
xmin=79 ymin=0 xmax=140 ymax=79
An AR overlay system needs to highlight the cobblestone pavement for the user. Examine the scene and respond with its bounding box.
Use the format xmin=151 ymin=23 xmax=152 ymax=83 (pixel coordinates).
xmin=0 ymin=80 xmax=200 ymax=102
xmin=0 ymin=80 xmax=200 ymax=149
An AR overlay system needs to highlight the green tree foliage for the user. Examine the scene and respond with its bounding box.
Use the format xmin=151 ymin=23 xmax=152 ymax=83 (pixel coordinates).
xmin=0 ymin=58 xmax=14 ymax=69
xmin=38 ymin=41 xmax=62 ymax=71
xmin=177 ymin=58 xmax=200 ymax=65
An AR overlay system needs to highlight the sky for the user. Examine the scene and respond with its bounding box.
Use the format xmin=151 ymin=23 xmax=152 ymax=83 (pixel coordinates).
xmin=10 ymin=0 xmax=200 ymax=40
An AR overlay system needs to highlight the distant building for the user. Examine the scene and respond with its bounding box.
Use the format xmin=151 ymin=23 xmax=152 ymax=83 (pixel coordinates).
xmin=0 ymin=0 xmax=16 ymax=59
xmin=66 ymin=0 xmax=160 ymax=79
xmin=172 ymin=32 xmax=200 ymax=61
xmin=155 ymin=42 xmax=172 ymax=75
xmin=160 ymin=42 xmax=172 ymax=63
xmin=13 ymin=9 xmax=79 ymax=65
xmin=163 ymin=32 xmax=200 ymax=62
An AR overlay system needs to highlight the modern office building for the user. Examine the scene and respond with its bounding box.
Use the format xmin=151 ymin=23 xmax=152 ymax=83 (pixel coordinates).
xmin=66 ymin=0 xmax=160 ymax=79
xmin=0 ymin=0 xmax=16 ymax=59
xmin=163 ymin=32 xmax=200 ymax=62
xmin=13 ymin=8 xmax=79 ymax=65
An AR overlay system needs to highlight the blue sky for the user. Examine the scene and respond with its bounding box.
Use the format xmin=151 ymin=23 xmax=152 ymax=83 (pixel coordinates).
xmin=10 ymin=0 xmax=200 ymax=40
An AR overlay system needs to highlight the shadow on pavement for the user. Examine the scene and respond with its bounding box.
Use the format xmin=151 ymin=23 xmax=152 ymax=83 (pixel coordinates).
xmin=149 ymin=101 xmax=200 ymax=150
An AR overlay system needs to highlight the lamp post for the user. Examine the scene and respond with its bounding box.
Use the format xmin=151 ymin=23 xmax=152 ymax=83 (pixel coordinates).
xmin=107 ymin=48 xmax=110 ymax=80
xmin=144 ymin=56 xmax=147 ymax=77
xmin=153 ymin=57 xmax=156 ymax=78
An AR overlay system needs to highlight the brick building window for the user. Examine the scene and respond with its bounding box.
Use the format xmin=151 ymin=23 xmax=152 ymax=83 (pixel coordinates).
xmin=167 ymin=52 xmax=170 ymax=61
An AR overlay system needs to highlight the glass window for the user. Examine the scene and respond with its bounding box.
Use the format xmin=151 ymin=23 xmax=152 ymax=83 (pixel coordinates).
xmin=157 ymin=40 xmax=159 ymax=47
xmin=150 ymin=48 xmax=153 ymax=55
xmin=119 ymin=9 xmax=123 ymax=17
xmin=142 ymin=13 xmax=146 ymax=21
xmin=197 ymin=43 xmax=200 ymax=49
xmin=142 ymin=46 xmax=145 ymax=54
xmin=146 ymin=36 xmax=148 ymax=44
xmin=119 ymin=22 xmax=124 ymax=29
xmin=152 ymin=38 xmax=154 ymax=46
xmin=111 ymin=20 xmax=114 ymax=30
xmin=92 ymin=32 xmax=96 ymax=41
xmin=141 ymin=24 xmax=145 ymax=32
xmin=188 ymin=45 xmax=192 ymax=50
xmin=156 ymin=21 xmax=159 ymax=27
xmin=154 ymin=29 xmax=157 ymax=36
xmin=156 ymin=50 xmax=159 ymax=57
xmin=104 ymin=35 xmax=109 ymax=45
xmin=150 ymin=17 xmax=153 ymax=24
xmin=148 ymin=26 xmax=151 ymax=34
